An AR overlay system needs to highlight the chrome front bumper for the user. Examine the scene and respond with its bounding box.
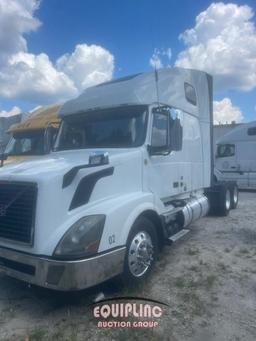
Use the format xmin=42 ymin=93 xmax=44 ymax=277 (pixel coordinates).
xmin=0 ymin=247 xmax=126 ymax=291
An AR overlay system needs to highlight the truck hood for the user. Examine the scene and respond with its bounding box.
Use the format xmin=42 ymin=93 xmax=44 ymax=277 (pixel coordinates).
xmin=3 ymin=155 xmax=34 ymax=166
xmin=0 ymin=149 xmax=140 ymax=182
xmin=0 ymin=148 xmax=143 ymax=255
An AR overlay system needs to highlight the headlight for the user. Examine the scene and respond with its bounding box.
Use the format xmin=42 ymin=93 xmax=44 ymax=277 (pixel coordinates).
xmin=54 ymin=215 xmax=105 ymax=259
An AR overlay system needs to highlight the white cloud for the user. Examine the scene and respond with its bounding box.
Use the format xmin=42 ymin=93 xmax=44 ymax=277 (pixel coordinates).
xmin=0 ymin=0 xmax=114 ymax=105
xmin=0 ymin=106 xmax=21 ymax=117
xmin=0 ymin=0 xmax=40 ymax=65
xmin=149 ymin=53 xmax=162 ymax=69
xmin=149 ymin=48 xmax=172 ymax=69
xmin=56 ymin=44 xmax=114 ymax=91
xmin=175 ymin=3 xmax=256 ymax=91
xmin=0 ymin=52 xmax=78 ymax=103
xmin=213 ymin=97 xmax=243 ymax=124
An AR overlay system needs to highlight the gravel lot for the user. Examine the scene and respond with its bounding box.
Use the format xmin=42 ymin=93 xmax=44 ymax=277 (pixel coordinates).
xmin=0 ymin=191 xmax=256 ymax=341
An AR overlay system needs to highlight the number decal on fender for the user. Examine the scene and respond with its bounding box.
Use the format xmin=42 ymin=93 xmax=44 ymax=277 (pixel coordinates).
xmin=109 ymin=234 xmax=115 ymax=245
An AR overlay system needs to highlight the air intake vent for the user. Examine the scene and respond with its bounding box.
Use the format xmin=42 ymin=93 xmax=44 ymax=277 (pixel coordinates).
xmin=0 ymin=182 xmax=37 ymax=245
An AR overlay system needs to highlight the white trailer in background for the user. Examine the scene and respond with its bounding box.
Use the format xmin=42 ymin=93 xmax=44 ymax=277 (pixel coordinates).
xmin=0 ymin=68 xmax=238 ymax=290
xmin=215 ymin=121 xmax=256 ymax=189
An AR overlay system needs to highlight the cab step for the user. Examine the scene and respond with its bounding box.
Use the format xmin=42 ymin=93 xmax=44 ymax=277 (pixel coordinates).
xmin=168 ymin=229 xmax=190 ymax=242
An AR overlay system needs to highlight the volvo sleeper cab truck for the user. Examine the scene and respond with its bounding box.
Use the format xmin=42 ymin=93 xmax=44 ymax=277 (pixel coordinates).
xmin=0 ymin=68 xmax=238 ymax=290
xmin=215 ymin=121 xmax=256 ymax=189
xmin=0 ymin=104 xmax=61 ymax=166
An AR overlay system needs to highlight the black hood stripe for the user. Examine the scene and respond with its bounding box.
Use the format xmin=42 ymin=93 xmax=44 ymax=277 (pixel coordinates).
xmin=63 ymin=163 xmax=104 ymax=188
xmin=69 ymin=167 xmax=114 ymax=210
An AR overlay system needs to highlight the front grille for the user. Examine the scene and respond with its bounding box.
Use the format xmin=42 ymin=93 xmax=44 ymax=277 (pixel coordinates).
xmin=0 ymin=182 xmax=37 ymax=244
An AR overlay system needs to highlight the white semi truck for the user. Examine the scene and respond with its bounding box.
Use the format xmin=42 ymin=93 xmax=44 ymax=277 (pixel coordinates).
xmin=215 ymin=121 xmax=256 ymax=188
xmin=0 ymin=68 xmax=238 ymax=290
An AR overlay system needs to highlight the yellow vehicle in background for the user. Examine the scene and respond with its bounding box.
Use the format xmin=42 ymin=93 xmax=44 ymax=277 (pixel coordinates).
xmin=1 ymin=104 xmax=61 ymax=166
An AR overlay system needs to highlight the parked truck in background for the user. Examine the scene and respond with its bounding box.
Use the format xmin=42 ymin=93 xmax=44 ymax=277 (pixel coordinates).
xmin=0 ymin=113 xmax=22 ymax=152
xmin=1 ymin=104 xmax=61 ymax=166
xmin=215 ymin=121 xmax=256 ymax=189
xmin=0 ymin=68 xmax=238 ymax=290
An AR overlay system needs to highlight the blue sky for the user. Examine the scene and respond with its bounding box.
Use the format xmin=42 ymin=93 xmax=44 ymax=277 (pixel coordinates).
xmin=0 ymin=0 xmax=256 ymax=123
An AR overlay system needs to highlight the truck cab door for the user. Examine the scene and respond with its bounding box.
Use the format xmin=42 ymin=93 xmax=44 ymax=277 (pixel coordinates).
xmin=145 ymin=106 xmax=184 ymax=202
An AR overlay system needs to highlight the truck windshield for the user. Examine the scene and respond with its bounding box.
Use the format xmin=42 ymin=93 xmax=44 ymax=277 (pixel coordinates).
xmin=55 ymin=105 xmax=148 ymax=150
xmin=5 ymin=130 xmax=45 ymax=156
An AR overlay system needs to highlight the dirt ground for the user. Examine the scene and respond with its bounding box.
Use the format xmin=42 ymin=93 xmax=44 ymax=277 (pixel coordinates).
xmin=0 ymin=191 xmax=256 ymax=341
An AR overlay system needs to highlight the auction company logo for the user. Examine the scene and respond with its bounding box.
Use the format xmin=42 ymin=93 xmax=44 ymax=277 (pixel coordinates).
xmin=92 ymin=297 xmax=168 ymax=329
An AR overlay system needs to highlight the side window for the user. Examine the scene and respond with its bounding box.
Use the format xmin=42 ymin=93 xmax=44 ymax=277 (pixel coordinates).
xmin=151 ymin=112 xmax=168 ymax=147
xmin=184 ymin=83 xmax=197 ymax=106
xmin=21 ymin=139 xmax=32 ymax=153
xmin=169 ymin=108 xmax=183 ymax=151
xmin=217 ymin=144 xmax=235 ymax=158
xmin=247 ymin=127 xmax=256 ymax=136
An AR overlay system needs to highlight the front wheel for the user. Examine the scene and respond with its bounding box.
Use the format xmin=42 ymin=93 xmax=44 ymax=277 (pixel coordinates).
xmin=122 ymin=217 xmax=158 ymax=285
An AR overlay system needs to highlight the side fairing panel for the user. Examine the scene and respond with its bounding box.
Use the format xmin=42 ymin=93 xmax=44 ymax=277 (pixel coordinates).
xmin=183 ymin=114 xmax=203 ymax=190
xmin=200 ymin=121 xmax=212 ymax=187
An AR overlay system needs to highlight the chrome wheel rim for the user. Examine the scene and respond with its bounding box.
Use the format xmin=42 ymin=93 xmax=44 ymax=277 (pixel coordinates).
xmin=128 ymin=231 xmax=154 ymax=277
xmin=233 ymin=187 xmax=238 ymax=204
xmin=226 ymin=189 xmax=231 ymax=210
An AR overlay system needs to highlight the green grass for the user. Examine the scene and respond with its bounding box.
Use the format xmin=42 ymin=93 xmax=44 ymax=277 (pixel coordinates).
xmin=217 ymin=262 xmax=228 ymax=271
xmin=51 ymin=328 xmax=65 ymax=341
xmin=188 ymin=265 xmax=200 ymax=272
xmin=180 ymin=291 xmax=206 ymax=317
xmin=29 ymin=327 xmax=48 ymax=341
xmin=239 ymin=247 xmax=250 ymax=254
xmin=205 ymin=275 xmax=217 ymax=289
xmin=174 ymin=273 xmax=217 ymax=291
xmin=187 ymin=247 xmax=200 ymax=256
xmin=174 ymin=277 xmax=186 ymax=288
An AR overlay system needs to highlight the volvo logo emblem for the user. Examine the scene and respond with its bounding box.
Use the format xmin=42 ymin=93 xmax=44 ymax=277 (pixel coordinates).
xmin=0 ymin=204 xmax=7 ymax=217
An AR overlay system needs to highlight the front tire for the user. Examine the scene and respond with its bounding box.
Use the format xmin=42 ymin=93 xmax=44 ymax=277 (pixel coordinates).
xmin=122 ymin=216 xmax=158 ymax=285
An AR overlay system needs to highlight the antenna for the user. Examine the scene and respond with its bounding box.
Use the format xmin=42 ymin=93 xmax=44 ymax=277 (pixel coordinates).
xmin=154 ymin=65 xmax=161 ymax=109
